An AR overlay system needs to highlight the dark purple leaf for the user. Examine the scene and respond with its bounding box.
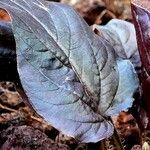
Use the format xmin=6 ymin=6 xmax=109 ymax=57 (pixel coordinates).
xmin=131 ymin=0 xmax=150 ymax=129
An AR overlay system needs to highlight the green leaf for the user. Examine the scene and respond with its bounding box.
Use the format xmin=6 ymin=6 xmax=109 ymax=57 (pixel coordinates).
xmin=0 ymin=0 xmax=139 ymax=142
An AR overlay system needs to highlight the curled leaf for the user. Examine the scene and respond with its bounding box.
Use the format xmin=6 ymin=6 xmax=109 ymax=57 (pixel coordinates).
xmin=93 ymin=19 xmax=141 ymax=68
xmin=0 ymin=0 xmax=139 ymax=142
xmin=131 ymin=0 xmax=150 ymax=129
